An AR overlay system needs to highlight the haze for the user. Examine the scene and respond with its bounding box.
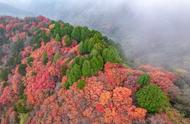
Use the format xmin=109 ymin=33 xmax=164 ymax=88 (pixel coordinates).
xmin=1 ymin=0 xmax=190 ymax=74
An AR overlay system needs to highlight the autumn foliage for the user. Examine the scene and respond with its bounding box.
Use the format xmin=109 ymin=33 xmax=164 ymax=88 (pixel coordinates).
xmin=0 ymin=16 xmax=188 ymax=124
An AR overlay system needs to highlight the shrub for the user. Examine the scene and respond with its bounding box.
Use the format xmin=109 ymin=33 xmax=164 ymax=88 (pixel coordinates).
xmin=26 ymin=56 xmax=33 ymax=67
xmin=0 ymin=69 xmax=9 ymax=81
xmin=42 ymin=52 xmax=48 ymax=65
xmin=135 ymin=84 xmax=170 ymax=113
xmin=137 ymin=73 xmax=150 ymax=86
xmin=82 ymin=60 xmax=91 ymax=77
xmin=18 ymin=64 xmax=27 ymax=76
xmin=77 ymin=80 xmax=86 ymax=89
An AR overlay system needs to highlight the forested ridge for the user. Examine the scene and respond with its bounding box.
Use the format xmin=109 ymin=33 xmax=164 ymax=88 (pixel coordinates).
xmin=0 ymin=16 xmax=189 ymax=124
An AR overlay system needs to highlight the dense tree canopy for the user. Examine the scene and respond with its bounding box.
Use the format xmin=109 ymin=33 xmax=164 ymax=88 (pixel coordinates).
xmin=0 ymin=16 xmax=186 ymax=124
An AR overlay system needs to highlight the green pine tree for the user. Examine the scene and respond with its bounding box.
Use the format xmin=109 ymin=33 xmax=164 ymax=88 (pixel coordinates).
xmin=79 ymin=41 xmax=85 ymax=54
xmin=71 ymin=26 xmax=81 ymax=41
xmin=60 ymin=23 xmax=73 ymax=36
xmin=77 ymin=80 xmax=86 ymax=89
xmin=53 ymin=52 xmax=61 ymax=63
xmin=26 ymin=56 xmax=33 ymax=67
xmin=18 ymin=64 xmax=27 ymax=76
xmin=0 ymin=69 xmax=9 ymax=81
xmin=67 ymin=64 xmax=81 ymax=86
xmin=80 ymin=27 xmax=91 ymax=41
xmin=87 ymin=38 xmax=95 ymax=52
xmin=42 ymin=52 xmax=48 ymax=65
xmin=82 ymin=60 xmax=91 ymax=77
xmin=97 ymin=55 xmax=104 ymax=70
xmin=55 ymin=34 xmax=61 ymax=42
xmin=90 ymin=56 xmax=99 ymax=74
xmin=102 ymin=46 xmax=121 ymax=63
xmin=61 ymin=65 xmax=67 ymax=76
xmin=90 ymin=48 xmax=99 ymax=56
xmin=41 ymin=31 xmax=50 ymax=43
xmin=72 ymin=64 xmax=81 ymax=79
xmin=64 ymin=35 xmax=72 ymax=46
xmin=74 ymin=57 xmax=85 ymax=66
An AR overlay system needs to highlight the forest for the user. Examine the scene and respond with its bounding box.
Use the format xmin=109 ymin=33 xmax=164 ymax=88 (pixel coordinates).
xmin=0 ymin=16 xmax=189 ymax=124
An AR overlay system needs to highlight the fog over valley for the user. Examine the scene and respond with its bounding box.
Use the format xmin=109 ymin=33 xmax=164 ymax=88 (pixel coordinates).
xmin=1 ymin=0 xmax=190 ymax=75
xmin=1 ymin=1 xmax=190 ymax=123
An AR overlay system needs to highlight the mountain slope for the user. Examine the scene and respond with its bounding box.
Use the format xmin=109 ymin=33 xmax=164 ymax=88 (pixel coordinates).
xmin=0 ymin=16 xmax=189 ymax=124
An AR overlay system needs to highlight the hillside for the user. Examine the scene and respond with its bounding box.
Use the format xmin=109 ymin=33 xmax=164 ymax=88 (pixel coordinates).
xmin=0 ymin=16 xmax=190 ymax=124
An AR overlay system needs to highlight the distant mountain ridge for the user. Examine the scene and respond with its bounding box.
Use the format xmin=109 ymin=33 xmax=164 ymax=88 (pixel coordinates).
xmin=0 ymin=2 xmax=33 ymax=16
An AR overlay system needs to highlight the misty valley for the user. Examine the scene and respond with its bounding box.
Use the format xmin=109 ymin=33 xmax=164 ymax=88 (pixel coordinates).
xmin=0 ymin=0 xmax=190 ymax=124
